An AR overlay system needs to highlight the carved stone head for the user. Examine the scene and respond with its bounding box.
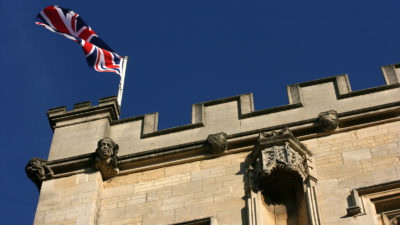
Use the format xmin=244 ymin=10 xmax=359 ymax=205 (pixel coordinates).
xmin=96 ymin=137 xmax=118 ymax=160
xmin=318 ymin=110 xmax=339 ymax=131
xmin=25 ymin=157 xmax=54 ymax=189
xmin=207 ymin=132 xmax=228 ymax=154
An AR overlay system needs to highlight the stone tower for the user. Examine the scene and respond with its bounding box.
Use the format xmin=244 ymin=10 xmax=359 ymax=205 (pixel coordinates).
xmin=27 ymin=63 xmax=400 ymax=225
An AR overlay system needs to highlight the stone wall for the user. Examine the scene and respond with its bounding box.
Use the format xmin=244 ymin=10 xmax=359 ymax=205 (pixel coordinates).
xmin=303 ymin=121 xmax=400 ymax=225
xmin=33 ymin=120 xmax=400 ymax=225
xmin=29 ymin=63 xmax=400 ymax=225
xmin=45 ymin=67 xmax=400 ymax=161
xmin=98 ymin=152 xmax=247 ymax=225
xmin=34 ymin=152 xmax=247 ymax=225
xmin=34 ymin=172 xmax=103 ymax=225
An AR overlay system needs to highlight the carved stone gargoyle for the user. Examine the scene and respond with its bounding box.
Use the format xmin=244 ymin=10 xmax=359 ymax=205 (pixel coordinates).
xmin=25 ymin=157 xmax=54 ymax=190
xmin=94 ymin=137 xmax=119 ymax=180
xmin=318 ymin=110 xmax=339 ymax=131
xmin=206 ymin=132 xmax=228 ymax=154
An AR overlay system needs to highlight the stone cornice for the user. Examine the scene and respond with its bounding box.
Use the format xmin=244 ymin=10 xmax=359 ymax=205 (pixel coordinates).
xmin=43 ymin=101 xmax=400 ymax=180
xmin=41 ymin=62 xmax=400 ymax=176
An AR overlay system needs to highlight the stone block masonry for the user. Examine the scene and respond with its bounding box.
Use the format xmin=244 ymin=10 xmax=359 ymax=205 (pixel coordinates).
xmin=34 ymin=172 xmax=103 ymax=225
xmin=29 ymin=62 xmax=400 ymax=225
xmin=302 ymin=121 xmax=400 ymax=225
xmin=46 ymin=64 xmax=400 ymax=161
xmin=97 ymin=152 xmax=247 ymax=225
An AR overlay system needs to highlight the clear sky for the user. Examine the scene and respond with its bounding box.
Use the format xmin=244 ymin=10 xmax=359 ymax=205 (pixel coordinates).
xmin=1 ymin=0 xmax=400 ymax=224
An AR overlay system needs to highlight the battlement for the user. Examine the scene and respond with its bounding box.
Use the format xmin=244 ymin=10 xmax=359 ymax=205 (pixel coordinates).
xmin=46 ymin=63 xmax=400 ymax=163
xmin=47 ymin=96 xmax=120 ymax=129
xmin=29 ymin=62 xmax=400 ymax=225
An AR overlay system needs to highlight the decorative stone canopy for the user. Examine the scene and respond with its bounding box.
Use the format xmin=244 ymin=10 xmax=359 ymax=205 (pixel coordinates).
xmin=246 ymin=127 xmax=315 ymax=191
xmin=245 ymin=128 xmax=321 ymax=225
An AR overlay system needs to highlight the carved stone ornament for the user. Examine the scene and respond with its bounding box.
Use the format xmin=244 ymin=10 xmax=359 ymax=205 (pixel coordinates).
xmin=206 ymin=132 xmax=228 ymax=154
xmin=260 ymin=127 xmax=291 ymax=138
xmin=260 ymin=142 xmax=307 ymax=179
xmin=94 ymin=137 xmax=119 ymax=179
xmin=245 ymin=128 xmax=321 ymax=225
xmin=247 ymin=128 xmax=314 ymax=190
xmin=25 ymin=157 xmax=54 ymax=190
xmin=318 ymin=110 xmax=339 ymax=131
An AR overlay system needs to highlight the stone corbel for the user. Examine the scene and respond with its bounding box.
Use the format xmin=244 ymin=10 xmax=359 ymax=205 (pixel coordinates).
xmin=318 ymin=110 xmax=339 ymax=131
xmin=94 ymin=137 xmax=119 ymax=180
xmin=25 ymin=157 xmax=54 ymax=190
xmin=205 ymin=132 xmax=228 ymax=154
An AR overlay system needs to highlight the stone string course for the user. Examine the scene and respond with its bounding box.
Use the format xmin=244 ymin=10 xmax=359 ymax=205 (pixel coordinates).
xmin=34 ymin=121 xmax=400 ymax=225
xmin=32 ymin=64 xmax=400 ymax=224
xmin=46 ymin=65 xmax=400 ymax=161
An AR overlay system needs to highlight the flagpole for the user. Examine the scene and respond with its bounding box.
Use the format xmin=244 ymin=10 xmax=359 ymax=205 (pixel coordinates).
xmin=117 ymin=56 xmax=128 ymax=111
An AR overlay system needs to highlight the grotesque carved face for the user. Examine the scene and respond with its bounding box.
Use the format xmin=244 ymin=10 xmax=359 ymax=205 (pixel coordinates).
xmin=318 ymin=110 xmax=338 ymax=131
xmin=97 ymin=137 xmax=117 ymax=160
xmin=207 ymin=132 xmax=227 ymax=154
xmin=25 ymin=157 xmax=54 ymax=186
xmin=26 ymin=158 xmax=45 ymax=177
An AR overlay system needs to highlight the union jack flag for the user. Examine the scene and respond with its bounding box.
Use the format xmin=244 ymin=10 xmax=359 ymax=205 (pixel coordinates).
xmin=36 ymin=5 xmax=122 ymax=75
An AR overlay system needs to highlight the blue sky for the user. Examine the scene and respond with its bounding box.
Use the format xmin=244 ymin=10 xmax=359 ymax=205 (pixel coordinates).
xmin=1 ymin=1 xmax=400 ymax=224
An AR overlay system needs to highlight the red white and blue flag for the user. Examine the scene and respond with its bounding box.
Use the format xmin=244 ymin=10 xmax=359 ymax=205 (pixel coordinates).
xmin=36 ymin=5 xmax=122 ymax=75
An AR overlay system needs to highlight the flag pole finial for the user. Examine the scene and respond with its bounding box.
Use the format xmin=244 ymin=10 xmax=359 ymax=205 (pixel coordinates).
xmin=117 ymin=56 xmax=128 ymax=110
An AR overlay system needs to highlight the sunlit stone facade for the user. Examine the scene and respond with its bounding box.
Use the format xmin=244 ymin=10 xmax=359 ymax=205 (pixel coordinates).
xmin=27 ymin=63 xmax=400 ymax=225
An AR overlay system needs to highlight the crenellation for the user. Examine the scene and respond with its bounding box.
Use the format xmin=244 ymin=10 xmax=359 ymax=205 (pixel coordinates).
xmin=46 ymin=66 xmax=400 ymax=161
xmin=28 ymin=65 xmax=400 ymax=225
xmin=47 ymin=96 xmax=119 ymax=131
xmin=47 ymin=106 xmax=67 ymax=117
xmin=73 ymin=101 xmax=92 ymax=110
xmin=381 ymin=63 xmax=400 ymax=85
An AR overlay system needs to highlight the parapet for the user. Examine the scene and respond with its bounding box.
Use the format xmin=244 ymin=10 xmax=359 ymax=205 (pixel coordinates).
xmin=40 ymin=62 xmax=400 ymax=179
xmin=47 ymin=96 xmax=120 ymax=129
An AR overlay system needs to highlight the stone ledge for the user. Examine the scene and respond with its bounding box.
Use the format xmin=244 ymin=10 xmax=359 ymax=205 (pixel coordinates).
xmin=43 ymin=103 xmax=400 ymax=181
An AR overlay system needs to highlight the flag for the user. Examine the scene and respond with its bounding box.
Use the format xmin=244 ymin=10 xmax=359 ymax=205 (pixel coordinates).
xmin=36 ymin=5 xmax=122 ymax=75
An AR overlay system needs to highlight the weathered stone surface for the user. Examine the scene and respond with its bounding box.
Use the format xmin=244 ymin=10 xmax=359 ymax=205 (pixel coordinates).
xmin=318 ymin=110 xmax=339 ymax=131
xmin=46 ymin=69 xmax=400 ymax=159
xmin=94 ymin=137 xmax=119 ymax=180
xmin=342 ymin=148 xmax=372 ymax=163
xmin=25 ymin=157 xmax=54 ymax=190
xmin=206 ymin=132 xmax=228 ymax=154
xmin=34 ymin=172 xmax=102 ymax=225
xmin=30 ymin=69 xmax=400 ymax=225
